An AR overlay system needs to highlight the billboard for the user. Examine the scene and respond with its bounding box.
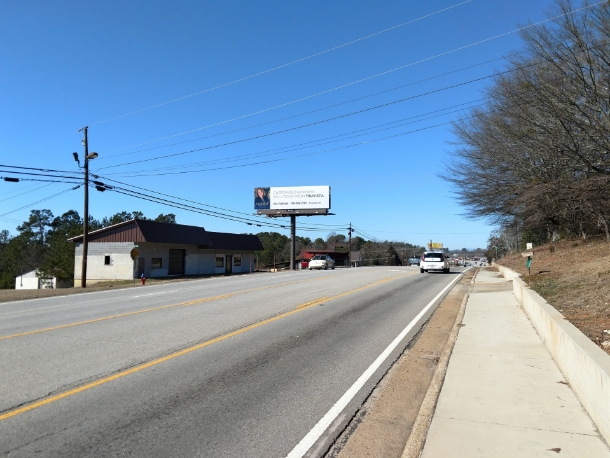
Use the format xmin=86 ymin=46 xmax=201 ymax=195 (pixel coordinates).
xmin=334 ymin=244 xmax=348 ymax=253
xmin=254 ymin=186 xmax=330 ymax=212
xmin=428 ymin=242 xmax=443 ymax=250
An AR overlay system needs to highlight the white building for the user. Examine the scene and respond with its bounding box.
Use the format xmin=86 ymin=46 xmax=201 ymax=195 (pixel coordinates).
xmin=69 ymin=219 xmax=264 ymax=286
xmin=15 ymin=269 xmax=72 ymax=289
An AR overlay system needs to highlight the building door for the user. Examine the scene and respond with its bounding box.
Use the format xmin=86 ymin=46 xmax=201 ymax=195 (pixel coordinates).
xmin=168 ymin=249 xmax=185 ymax=275
xmin=137 ymin=257 xmax=145 ymax=278
xmin=225 ymin=255 xmax=232 ymax=275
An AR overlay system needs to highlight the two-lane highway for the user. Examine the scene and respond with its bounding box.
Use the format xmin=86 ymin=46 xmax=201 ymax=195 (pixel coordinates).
xmin=0 ymin=267 xmax=464 ymax=457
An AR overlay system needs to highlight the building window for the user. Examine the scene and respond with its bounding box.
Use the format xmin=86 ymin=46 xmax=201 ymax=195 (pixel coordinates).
xmin=152 ymin=258 xmax=162 ymax=269
xmin=104 ymin=255 xmax=110 ymax=265
xmin=215 ymin=256 xmax=224 ymax=268
xmin=234 ymin=256 xmax=241 ymax=267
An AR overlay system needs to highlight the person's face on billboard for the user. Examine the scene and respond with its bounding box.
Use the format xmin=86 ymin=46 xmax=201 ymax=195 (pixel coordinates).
xmin=257 ymin=188 xmax=264 ymax=199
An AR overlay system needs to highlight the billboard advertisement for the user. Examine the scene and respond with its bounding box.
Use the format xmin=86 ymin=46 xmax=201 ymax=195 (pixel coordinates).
xmin=428 ymin=242 xmax=443 ymax=250
xmin=254 ymin=186 xmax=330 ymax=211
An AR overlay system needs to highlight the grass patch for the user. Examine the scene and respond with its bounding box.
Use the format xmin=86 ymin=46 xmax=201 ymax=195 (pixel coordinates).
xmin=529 ymin=278 xmax=563 ymax=299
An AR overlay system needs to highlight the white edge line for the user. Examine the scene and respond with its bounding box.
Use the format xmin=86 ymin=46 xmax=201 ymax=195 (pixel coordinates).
xmin=286 ymin=271 xmax=464 ymax=458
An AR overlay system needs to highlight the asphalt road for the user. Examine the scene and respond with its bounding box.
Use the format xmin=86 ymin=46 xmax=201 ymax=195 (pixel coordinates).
xmin=0 ymin=266 xmax=464 ymax=457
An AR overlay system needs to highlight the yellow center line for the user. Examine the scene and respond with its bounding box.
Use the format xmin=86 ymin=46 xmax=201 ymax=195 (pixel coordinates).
xmin=0 ymin=275 xmax=333 ymax=341
xmin=294 ymin=297 xmax=329 ymax=309
xmin=0 ymin=273 xmax=412 ymax=422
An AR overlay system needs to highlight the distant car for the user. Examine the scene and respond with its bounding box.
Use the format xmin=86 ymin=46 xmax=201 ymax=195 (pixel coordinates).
xmin=301 ymin=260 xmax=309 ymax=269
xmin=420 ymin=251 xmax=450 ymax=273
xmin=407 ymin=256 xmax=420 ymax=266
xmin=308 ymin=255 xmax=335 ymax=270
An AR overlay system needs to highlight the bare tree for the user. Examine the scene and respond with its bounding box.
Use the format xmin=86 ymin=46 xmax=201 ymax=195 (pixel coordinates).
xmin=444 ymin=0 xmax=610 ymax=241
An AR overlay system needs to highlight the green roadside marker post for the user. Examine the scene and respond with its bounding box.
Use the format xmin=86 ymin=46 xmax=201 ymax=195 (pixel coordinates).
xmin=522 ymin=251 xmax=534 ymax=276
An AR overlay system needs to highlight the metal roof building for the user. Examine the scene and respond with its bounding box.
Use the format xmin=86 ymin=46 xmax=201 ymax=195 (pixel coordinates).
xmin=69 ymin=219 xmax=263 ymax=285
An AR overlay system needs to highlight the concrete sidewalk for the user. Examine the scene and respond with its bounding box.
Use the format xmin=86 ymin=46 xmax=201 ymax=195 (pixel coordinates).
xmin=420 ymin=268 xmax=610 ymax=457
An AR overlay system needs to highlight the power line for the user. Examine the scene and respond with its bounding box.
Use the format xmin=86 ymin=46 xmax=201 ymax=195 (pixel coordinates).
xmin=0 ymin=164 xmax=79 ymax=175
xmin=107 ymin=187 xmax=341 ymax=232
xmin=99 ymin=55 xmax=506 ymax=158
xmin=93 ymin=180 xmax=333 ymax=231
xmin=0 ymin=169 xmax=84 ymax=181
xmin=0 ymin=166 xmax=348 ymax=231
xmin=104 ymin=99 xmax=483 ymax=176
xmin=95 ymin=70 xmax=513 ymax=172
xmin=0 ymin=186 xmax=81 ymax=218
xmin=87 ymin=1 xmax=474 ymax=127
xmin=93 ymin=108 xmax=500 ymax=178
xmin=0 ymin=183 xmax=53 ymax=203
xmin=96 ymin=34 xmax=610 ymax=178
xmin=94 ymin=1 xmax=601 ymax=158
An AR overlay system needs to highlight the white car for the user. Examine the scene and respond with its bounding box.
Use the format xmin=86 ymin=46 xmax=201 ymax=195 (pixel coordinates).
xmin=420 ymin=251 xmax=450 ymax=273
xmin=308 ymin=255 xmax=335 ymax=270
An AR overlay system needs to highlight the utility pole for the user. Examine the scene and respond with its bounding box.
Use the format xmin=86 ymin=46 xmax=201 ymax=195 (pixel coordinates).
xmin=81 ymin=127 xmax=89 ymax=288
xmin=74 ymin=126 xmax=98 ymax=288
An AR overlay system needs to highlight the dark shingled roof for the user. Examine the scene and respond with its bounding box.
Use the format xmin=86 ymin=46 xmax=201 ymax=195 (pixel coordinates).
xmin=206 ymin=231 xmax=264 ymax=251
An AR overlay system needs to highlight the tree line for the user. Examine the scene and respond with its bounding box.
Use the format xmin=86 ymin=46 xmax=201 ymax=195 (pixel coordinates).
xmin=0 ymin=210 xmax=175 ymax=289
xmin=444 ymin=0 xmax=610 ymax=252
xmin=255 ymin=231 xmax=425 ymax=268
xmin=0 ymin=207 xmax=427 ymax=287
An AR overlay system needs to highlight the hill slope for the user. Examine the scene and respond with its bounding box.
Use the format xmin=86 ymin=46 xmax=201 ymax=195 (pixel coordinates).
xmin=497 ymin=238 xmax=610 ymax=355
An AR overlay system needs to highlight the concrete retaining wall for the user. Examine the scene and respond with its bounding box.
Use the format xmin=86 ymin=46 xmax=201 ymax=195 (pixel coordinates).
xmin=496 ymin=264 xmax=610 ymax=445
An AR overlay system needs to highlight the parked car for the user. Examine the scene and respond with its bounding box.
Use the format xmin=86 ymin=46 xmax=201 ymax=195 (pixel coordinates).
xmin=308 ymin=255 xmax=335 ymax=270
xmin=420 ymin=251 xmax=449 ymax=273
xmin=300 ymin=260 xmax=309 ymax=269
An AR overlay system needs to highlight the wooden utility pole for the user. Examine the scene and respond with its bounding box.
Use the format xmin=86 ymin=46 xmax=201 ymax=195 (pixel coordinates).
xmin=80 ymin=126 xmax=90 ymax=288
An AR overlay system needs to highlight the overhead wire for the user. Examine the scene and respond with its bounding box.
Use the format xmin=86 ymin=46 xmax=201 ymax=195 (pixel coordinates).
xmin=94 ymin=0 xmax=602 ymax=158
xmin=99 ymin=54 xmax=506 ymax=160
xmin=0 ymin=165 xmax=349 ymax=231
xmin=104 ymin=99 xmax=484 ymax=176
xmin=106 ymin=187 xmax=340 ymax=232
xmin=0 ymin=164 xmax=80 ymax=175
xmin=0 ymin=183 xmax=53 ymax=203
xmin=0 ymin=169 xmax=84 ymax=182
xmin=87 ymin=1 xmax=474 ymax=127
xmin=95 ymin=69 xmax=515 ymax=172
xmin=90 ymin=180 xmax=335 ymax=231
xmin=96 ymin=33 xmax=610 ymax=178
xmin=0 ymin=186 xmax=81 ymax=218
xmin=92 ymin=106 xmax=512 ymax=178
xmin=99 ymin=55 xmax=506 ymax=159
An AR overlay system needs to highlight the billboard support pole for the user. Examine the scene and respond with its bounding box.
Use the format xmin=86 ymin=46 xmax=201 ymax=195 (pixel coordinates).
xmin=290 ymin=215 xmax=296 ymax=271
xmin=348 ymin=222 xmax=352 ymax=268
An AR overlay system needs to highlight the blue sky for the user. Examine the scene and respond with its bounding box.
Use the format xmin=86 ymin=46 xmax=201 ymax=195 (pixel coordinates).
xmin=0 ymin=0 xmax=562 ymax=249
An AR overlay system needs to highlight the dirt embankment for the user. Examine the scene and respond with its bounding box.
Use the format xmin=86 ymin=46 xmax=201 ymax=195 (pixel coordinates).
xmin=497 ymin=237 xmax=610 ymax=355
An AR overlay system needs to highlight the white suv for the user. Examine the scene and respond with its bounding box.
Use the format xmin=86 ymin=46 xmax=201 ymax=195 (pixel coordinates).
xmin=420 ymin=251 xmax=449 ymax=273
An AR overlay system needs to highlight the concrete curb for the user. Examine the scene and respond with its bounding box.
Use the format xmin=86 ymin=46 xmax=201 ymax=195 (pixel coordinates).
xmin=496 ymin=264 xmax=610 ymax=446
xmin=400 ymin=269 xmax=476 ymax=458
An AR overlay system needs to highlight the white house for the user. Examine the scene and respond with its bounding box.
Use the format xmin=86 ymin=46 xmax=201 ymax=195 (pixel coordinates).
xmin=15 ymin=269 xmax=72 ymax=290
xmin=69 ymin=219 xmax=264 ymax=286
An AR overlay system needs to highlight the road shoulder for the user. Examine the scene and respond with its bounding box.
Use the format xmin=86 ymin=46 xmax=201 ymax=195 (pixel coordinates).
xmin=327 ymin=269 xmax=475 ymax=458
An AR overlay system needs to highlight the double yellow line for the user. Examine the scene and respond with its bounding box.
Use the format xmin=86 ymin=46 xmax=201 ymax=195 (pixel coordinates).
xmin=0 ymin=273 xmax=412 ymax=422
